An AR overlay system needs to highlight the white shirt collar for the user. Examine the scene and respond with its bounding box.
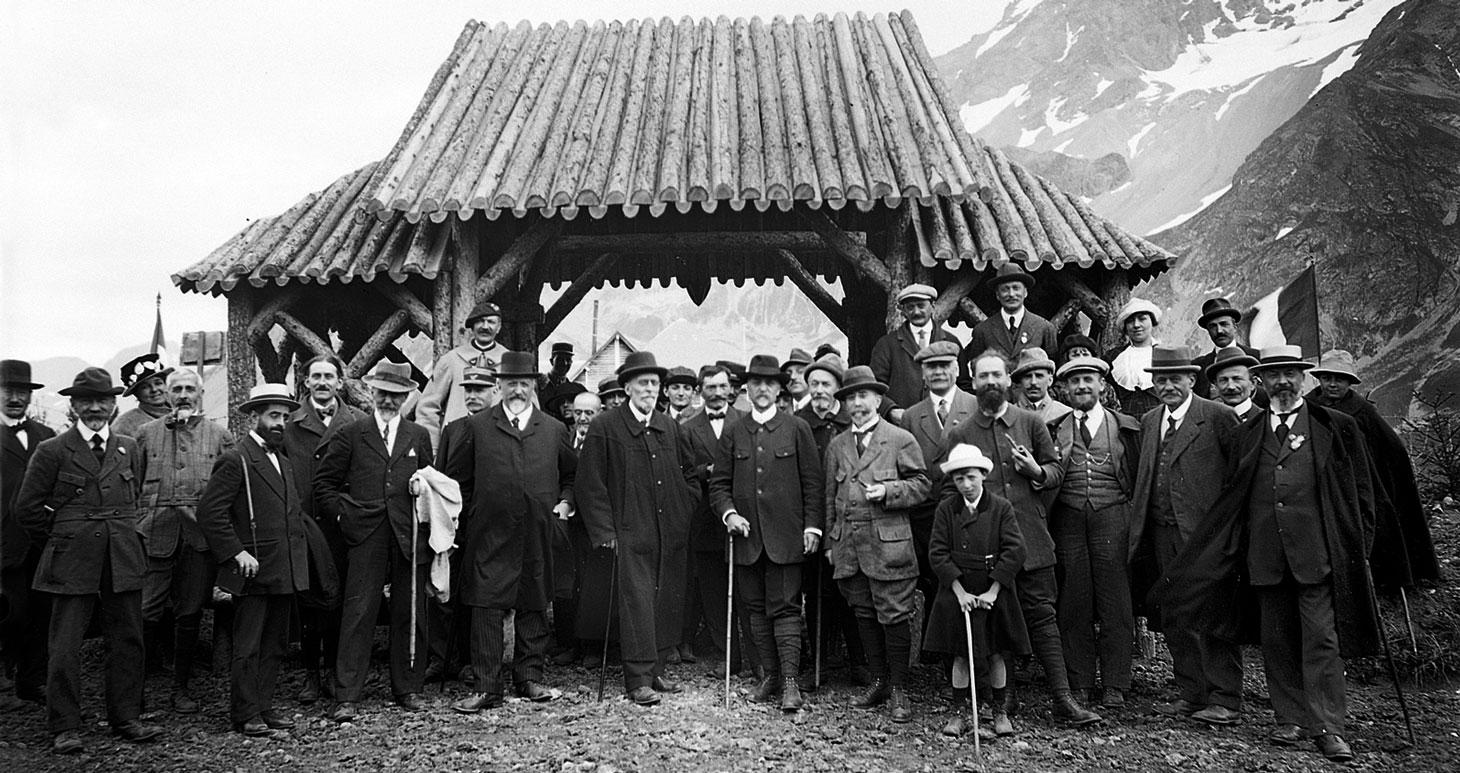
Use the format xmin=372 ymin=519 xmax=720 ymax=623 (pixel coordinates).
xmin=628 ymin=402 xmax=654 ymax=425
xmin=852 ymin=414 xmax=880 ymax=434
xmin=505 ymin=403 xmax=534 ymax=425
xmin=1075 ymin=402 xmax=1105 ymax=434
xmin=1005 ymin=308 xmax=1025 ymax=328
xmin=375 ymin=412 xmax=400 ymax=434
xmin=751 ymin=405 xmax=778 ymax=424
xmin=249 ymin=430 xmax=276 ymax=452
xmin=0 ymin=414 xmax=22 ymax=429
xmin=78 ymin=423 xmax=110 ymax=444
xmin=909 ymin=320 xmax=933 ymax=339
xmin=793 ymin=394 xmax=811 ymax=411
xmin=1163 ymin=392 xmax=1194 ymax=425
xmin=1269 ymin=398 xmax=1306 ymax=430
xmin=963 ymin=490 xmax=984 ymax=511
xmin=1232 ymin=398 xmax=1255 ymax=418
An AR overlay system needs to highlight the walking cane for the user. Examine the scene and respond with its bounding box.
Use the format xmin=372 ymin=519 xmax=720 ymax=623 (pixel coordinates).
xmin=597 ymin=547 xmax=617 ymax=702
xmin=814 ymin=562 xmax=823 ymax=690
xmin=1366 ymin=562 xmax=1416 ymax=745
xmin=724 ymin=533 xmax=734 ymax=709
xmin=410 ymin=496 xmax=419 ymax=671
xmin=1399 ymin=587 xmax=1418 ymax=651
xmin=962 ymin=607 xmax=982 ymax=759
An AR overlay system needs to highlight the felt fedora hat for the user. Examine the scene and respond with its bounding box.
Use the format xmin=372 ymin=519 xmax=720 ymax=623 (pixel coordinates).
xmin=782 ymin=348 xmax=813 ymax=369
xmin=1011 ymin=347 xmax=1057 ymax=380
xmin=362 ymin=360 xmax=417 ymax=393
xmin=989 ymin=263 xmax=1035 ymax=290
xmin=940 ymin=443 xmax=994 ymax=475
xmin=58 ymin=367 xmax=124 ymax=397
xmin=617 ymin=351 xmax=668 ymax=383
xmin=464 ymin=300 xmax=502 ymax=327
xmin=1056 ymin=355 xmax=1110 ymax=381
xmin=495 ymin=351 xmax=539 ymax=379
xmin=0 ymin=359 xmax=43 ymax=390
xmin=120 ymin=353 xmax=174 ymax=397
xmin=834 ymin=365 xmax=888 ymax=401
xmin=1250 ymin=344 xmax=1315 ymax=373
xmin=895 ymin=283 xmax=938 ymax=304
xmin=1204 ymin=346 xmax=1260 ymax=382
xmin=744 ymin=354 xmax=790 ymax=385
xmin=460 ymin=366 xmax=498 ymax=387
xmin=1197 ymin=297 xmax=1242 ymax=328
xmin=804 ymin=354 xmax=846 ymax=385
xmin=1311 ymin=349 xmax=1361 ymax=384
xmin=597 ymin=377 xmax=626 ymax=399
xmin=914 ymin=341 xmax=960 ymax=365
xmin=665 ymin=366 xmax=698 ymax=387
xmin=238 ymin=383 xmax=300 ymax=414
xmin=1143 ymin=346 xmax=1201 ymax=374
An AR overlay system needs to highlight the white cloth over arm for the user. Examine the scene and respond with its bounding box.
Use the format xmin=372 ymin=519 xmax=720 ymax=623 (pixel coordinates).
xmin=411 ymin=466 xmax=462 ymax=602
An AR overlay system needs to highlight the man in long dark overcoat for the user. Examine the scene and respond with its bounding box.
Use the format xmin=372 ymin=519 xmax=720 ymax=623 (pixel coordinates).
xmin=1155 ymin=346 xmax=1382 ymax=763
xmin=444 ymin=352 xmax=576 ymax=713
xmin=15 ymin=368 xmax=162 ymax=752
xmin=1 ymin=359 xmax=55 ymax=708
xmin=196 ymin=384 xmax=310 ymax=735
xmin=575 ymin=351 xmax=697 ymax=706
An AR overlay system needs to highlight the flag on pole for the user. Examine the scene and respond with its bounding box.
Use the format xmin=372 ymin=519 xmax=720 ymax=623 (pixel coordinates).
xmin=1241 ymin=264 xmax=1319 ymax=355
xmin=150 ymin=293 xmax=170 ymax=366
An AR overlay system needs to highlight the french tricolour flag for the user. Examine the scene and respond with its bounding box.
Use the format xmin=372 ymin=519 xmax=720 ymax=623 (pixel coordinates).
xmin=1241 ymin=264 xmax=1320 ymax=355
xmin=150 ymin=292 xmax=169 ymax=366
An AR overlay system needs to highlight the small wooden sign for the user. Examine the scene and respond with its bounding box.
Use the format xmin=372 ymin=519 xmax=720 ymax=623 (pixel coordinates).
xmin=180 ymin=331 xmax=226 ymax=366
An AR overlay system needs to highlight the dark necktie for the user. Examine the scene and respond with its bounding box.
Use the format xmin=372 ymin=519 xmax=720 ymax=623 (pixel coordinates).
xmin=381 ymin=423 xmax=390 ymax=451
xmin=1007 ymin=316 xmax=1018 ymax=343
xmin=1275 ymin=410 xmax=1296 ymax=444
xmin=511 ymin=415 xmax=521 ymax=431
xmin=90 ymin=434 xmax=105 ymax=464
xmin=855 ymin=431 xmax=868 ymax=457
xmin=916 ymin=328 xmax=928 ymax=352
xmin=936 ymin=399 xmax=949 ymax=427
xmin=1164 ymin=416 xmax=1178 ymax=445
xmin=1078 ymin=413 xmax=1092 ymax=447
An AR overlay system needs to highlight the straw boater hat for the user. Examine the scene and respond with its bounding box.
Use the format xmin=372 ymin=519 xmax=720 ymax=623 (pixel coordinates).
xmin=940 ymin=443 xmax=994 ymax=475
xmin=238 ymin=383 xmax=300 ymax=413
xmin=1204 ymin=346 xmax=1260 ymax=382
xmin=895 ymin=283 xmax=937 ymax=304
xmin=1114 ymin=298 xmax=1163 ymax=332
xmin=1056 ymin=355 xmax=1110 ymax=381
xmin=781 ymin=348 xmax=813 ymax=369
xmin=744 ymin=354 xmax=790 ymax=385
xmin=0 ymin=359 xmax=43 ymax=390
xmin=119 ymin=353 xmax=173 ymax=397
xmin=57 ymin=367 xmax=124 ymax=397
xmin=597 ymin=377 xmax=626 ymax=400
xmin=1311 ymin=350 xmax=1361 ymax=384
xmin=913 ymin=341 xmax=959 ymax=365
xmin=1143 ymin=346 xmax=1201 ymax=374
xmin=363 ymin=361 xmax=417 ymax=393
xmin=834 ymin=366 xmax=888 ymax=401
xmin=804 ymin=353 xmax=846 ymax=385
xmin=989 ymin=263 xmax=1035 ymax=290
xmin=460 ymin=366 xmax=497 ymax=387
xmin=1011 ymin=347 xmax=1057 ymax=380
xmin=1249 ymin=345 xmax=1315 ymax=373
xmin=617 ymin=351 xmax=668 ymax=383
xmin=1197 ymin=297 xmax=1242 ymax=328
xmin=495 ymin=351 xmax=539 ymax=379
xmin=665 ymin=366 xmax=698 ymax=387
xmin=463 ymin=300 xmax=502 ymax=327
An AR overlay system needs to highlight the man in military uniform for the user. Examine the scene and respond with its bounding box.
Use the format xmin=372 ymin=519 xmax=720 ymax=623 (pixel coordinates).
xmin=540 ymin=342 xmax=574 ymax=394
xmin=418 ymin=300 xmax=504 ymax=452
xmin=112 ymin=353 xmax=172 ymax=438
xmin=15 ymin=368 xmax=162 ymax=753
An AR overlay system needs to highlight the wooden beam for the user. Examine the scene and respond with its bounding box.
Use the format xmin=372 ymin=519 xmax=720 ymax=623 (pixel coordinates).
xmin=474 ymin=217 xmax=563 ymax=301
xmin=1095 ymin=268 xmax=1133 ymax=353
xmin=451 ymin=219 xmax=481 ymax=343
xmin=957 ymin=297 xmax=989 ymax=327
xmin=553 ymin=231 xmax=849 ymax=255
xmin=345 ymin=309 xmax=410 ymax=379
xmin=542 ymin=253 xmax=619 ymax=338
xmin=432 ymin=271 xmax=453 ymax=359
xmin=226 ymin=289 xmax=258 ymax=440
xmin=250 ymin=335 xmax=286 ymax=386
xmin=1047 ymin=272 xmax=1109 ymax=323
xmin=1050 ymin=298 xmax=1083 ymax=336
xmin=772 ymin=249 xmax=845 ymax=332
xmin=375 ymin=283 xmax=434 ymax=337
xmin=800 ymin=210 xmax=893 ymax=289
xmin=275 ymin=311 xmax=334 ymax=359
xmin=244 ymin=285 xmax=304 ymax=342
xmin=932 ymin=268 xmax=984 ymax=325
xmin=884 ymin=205 xmax=912 ymax=332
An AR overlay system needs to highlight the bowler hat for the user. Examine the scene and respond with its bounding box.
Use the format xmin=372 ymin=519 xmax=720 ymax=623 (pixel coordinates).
xmin=834 ymin=366 xmax=888 ymax=401
xmin=120 ymin=353 xmax=173 ymax=397
xmin=464 ymin=300 xmax=502 ymax=327
xmin=914 ymin=341 xmax=960 ymax=365
xmin=940 ymin=443 xmax=994 ymax=475
xmin=617 ymin=351 xmax=668 ymax=383
xmin=1056 ymin=356 xmax=1110 ymax=380
xmin=1197 ymin=297 xmax=1242 ymax=328
xmin=1311 ymin=349 xmax=1361 ymax=384
xmin=804 ymin=354 xmax=845 ymax=386
xmin=495 ymin=351 xmax=539 ymax=379
xmin=1250 ymin=345 xmax=1315 ymax=373
xmin=550 ymin=342 xmax=574 ymax=357
xmin=782 ymin=348 xmax=813 ymax=369
xmin=0 ymin=359 xmax=43 ymax=390
xmin=362 ymin=361 xmax=417 ymax=393
xmin=1114 ymin=299 xmax=1162 ymax=333
xmin=239 ymin=383 xmax=300 ymax=414
xmin=1143 ymin=346 xmax=1201 ymax=374
xmin=895 ymin=283 xmax=937 ymax=304
xmin=460 ymin=366 xmax=497 ymax=387
xmin=744 ymin=354 xmax=790 ymax=385
xmin=665 ymin=366 xmax=697 ymax=387
xmin=597 ymin=377 xmax=626 ymax=399
xmin=58 ymin=367 xmax=124 ymax=397
xmin=1011 ymin=347 xmax=1057 ymax=380
xmin=1204 ymin=346 xmax=1259 ymax=382
xmin=545 ymin=382 xmax=587 ymax=413
xmin=989 ymin=263 xmax=1035 ymax=290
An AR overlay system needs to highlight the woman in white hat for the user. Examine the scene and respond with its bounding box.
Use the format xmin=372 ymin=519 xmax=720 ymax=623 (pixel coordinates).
xmin=922 ymin=444 xmax=1029 ymax=741
xmin=1104 ymin=299 xmax=1164 ymax=418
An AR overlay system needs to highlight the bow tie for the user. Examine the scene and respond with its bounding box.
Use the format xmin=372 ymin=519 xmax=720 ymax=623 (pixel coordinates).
xmin=316 ymin=404 xmax=335 ymax=418
xmin=706 ymin=412 xmax=726 ymax=420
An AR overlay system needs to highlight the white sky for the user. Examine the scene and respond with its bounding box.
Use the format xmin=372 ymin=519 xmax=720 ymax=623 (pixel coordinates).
xmin=0 ymin=1 xmax=1001 ymax=364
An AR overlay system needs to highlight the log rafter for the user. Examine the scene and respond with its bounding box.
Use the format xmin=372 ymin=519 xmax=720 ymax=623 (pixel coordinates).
xmin=375 ymin=283 xmax=434 ymax=336
xmin=543 ymin=253 xmax=619 ymax=337
xmin=771 ymin=249 xmax=845 ymax=332
xmin=474 ymin=217 xmax=564 ymax=301
xmin=800 ymin=210 xmax=893 ymax=289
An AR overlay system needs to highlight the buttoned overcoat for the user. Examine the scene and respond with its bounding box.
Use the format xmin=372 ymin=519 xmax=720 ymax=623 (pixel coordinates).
xmin=709 ymin=410 xmax=824 ymax=565
xmin=196 ymin=436 xmax=310 ymax=595
xmin=314 ymin=416 xmax=434 ymax=562
xmin=823 ymin=419 xmax=930 ymax=581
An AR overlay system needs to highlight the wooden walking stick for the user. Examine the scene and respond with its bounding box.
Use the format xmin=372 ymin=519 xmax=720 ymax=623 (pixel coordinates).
xmin=597 ymin=546 xmax=617 ymax=702
xmin=1399 ymin=587 xmax=1418 ymax=651
xmin=1366 ymin=561 xmax=1416 ymax=745
xmin=814 ymin=562 xmax=823 ymax=690
xmin=410 ymin=494 xmax=419 ymax=671
xmin=724 ymin=532 xmax=734 ymax=709
xmin=963 ymin=607 xmax=982 ymax=759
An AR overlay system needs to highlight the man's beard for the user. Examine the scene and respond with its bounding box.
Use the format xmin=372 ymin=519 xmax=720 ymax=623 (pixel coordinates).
xmin=260 ymin=425 xmax=285 ymax=449
xmin=975 ymin=383 xmax=1006 ymax=414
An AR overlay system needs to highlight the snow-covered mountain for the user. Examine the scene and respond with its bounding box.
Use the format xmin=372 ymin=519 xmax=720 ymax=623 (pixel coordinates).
xmin=938 ymin=0 xmax=1404 ymax=235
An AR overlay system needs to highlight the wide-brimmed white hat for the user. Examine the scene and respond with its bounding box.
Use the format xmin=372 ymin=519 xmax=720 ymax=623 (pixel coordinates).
xmin=941 ymin=443 xmax=994 ymax=475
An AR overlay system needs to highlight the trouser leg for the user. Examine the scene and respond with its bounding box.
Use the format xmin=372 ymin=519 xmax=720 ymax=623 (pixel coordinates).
xmin=866 ymin=575 xmax=916 ymax=687
xmin=1296 ymin=582 xmax=1345 ymax=735
xmin=334 ymin=526 xmax=388 ymax=702
xmin=1153 ymin=521 xmax=1203 ymax=703
xmin=3 ymin=556 xmax=50 ymax=695
xmin=1052 ymin=504 xmax=1096 ymax=691
xmin=1258 ymin=582 xmax=1308 ymax=727
xmin=387 ymin=549 xmax=429 ymax=698
xmin=257 ymin=595 xmax=292 ymax=714
xmin=99 ymin=583 xmax=146 ymax=728
xmin=469 ymin=607 xmax=507 ymax=698
xmin=231 ymin=595 xmax=267 ymax=723
xmin=46 ymin=593 xmax=96 ymax=733
xmin=512 ymin=610 xmax=550 ymax=686
xmin=1087 ymin=503 xmax=1134 ymax=691
xmin=737 ymin=562 xmax=777 ymax=679
xmin=763 ymin=560 xmax=803 ymax=678
xmin=1017 ymin=566 xmax=1070 ymax=694
xmin=173 ymin=547 xmax=214 ymax=689
xmin=694 ymin=550 xmax=733 ymax=663
xmin=616 ymin=552 xmax=661 ymax=691
xmin=839 ymin=574 xmax=887 ymax=681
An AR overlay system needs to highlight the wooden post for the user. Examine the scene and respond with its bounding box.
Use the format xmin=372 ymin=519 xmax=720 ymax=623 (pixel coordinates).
xmin=451 ymin=217 xmax=482 ymax=348
xmin=226 ymin=287 xmax=258 ymax=439
xmin=432 ymin=270 xmax=454 ymax=360
xmin=882 ymin=205 xmax=912 ymax=332
xmin=1095 ymin=269 xmax=1132 ymax=353
xmin=842 ymin=275 xmax=886 ymax=366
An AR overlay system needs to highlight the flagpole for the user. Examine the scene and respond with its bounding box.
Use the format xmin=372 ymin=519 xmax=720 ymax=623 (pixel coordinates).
xmin=1308 ymin=258 xmax=1321 ymax=360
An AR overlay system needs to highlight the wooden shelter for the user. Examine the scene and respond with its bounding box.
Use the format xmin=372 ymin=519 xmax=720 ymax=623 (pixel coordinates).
xmin=172 ymin=11 xmax=1175 ymax=433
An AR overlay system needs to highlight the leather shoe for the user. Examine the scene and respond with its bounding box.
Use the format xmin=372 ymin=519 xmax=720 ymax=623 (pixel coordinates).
xmin=1100 ymin=687 xmax=1126 ymax=709
xmin=113 ymin=719 xmax=162 ymax=743
xmin=677 ymin=643 xmax=698 ymax=664
xmin=330 ymin=702 xmax=359 ymax=722
xmin=1268 ymin=724 xmax=1304 ymax=746
xmin=1314 ymin=733 xmax=1354 ymax=762
xmin=780 ymin=679 xmax=804 ymax=712
xmin=750 ymin=676 xmax=781 ymax=704
xmin=1154 ymin=698 xmax=1202 ymax=717
xmin=1052 ymin=692 xmax=1102 ymax=727
xmin=171 ymin=688 xmax=199 ymax=714
xmin=298 ymin=671 xmax=322 ymax=704
xmin=52 ymin=730 xmax=84 ymax=754
xmin=551 ymin=648 xmax=581 ymax=666
xmin=993 ymin=709 xmax=1015 ymax=737
xmin=651 ymin=676 xmax=681 ymax=694
xmin=941 ymin=715 xmax=969 ymax=737
xmin=516 ymin=681 xmax=554 ymax=702
xmin=395 ymin=693 xmax=426 ymax=711
xmin=452 ymin=693 xmax=503 ymax=714
xmin=1193 ymin=704 xmax=1241 ymax=725
xmin=889 ymin=687 xmax=912 ymax=723
xmin=852 ymin=679 xmax=891 ymax=709
xmin=627 ymin=686 xmax=661 ymax=706
xmin=235 ymin=716 xmax=271 ymax=737
xmin=260 ymin=709 xmax=295 ymax=729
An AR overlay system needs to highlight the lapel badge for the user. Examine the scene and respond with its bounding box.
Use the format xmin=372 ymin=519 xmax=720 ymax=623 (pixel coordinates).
xmin=1288 ymin=433 xmax=1307 ymax=451
xmin=1020 ymin=332 xmax=1029 ymax=344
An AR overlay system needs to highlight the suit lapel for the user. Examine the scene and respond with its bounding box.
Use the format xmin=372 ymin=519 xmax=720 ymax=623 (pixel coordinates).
xmin=388 ymin=423 xmax=414 ymax=466
xmin=63 ymin=430 xmax=100 ymax=475
xmin=1309 ymin=406 xmax=1332 ymax=476
xmin=243 ymin=436 xmax=286 ymax=498
xmin=2 ymin=425 xmax=26 ymax=462
xmin=96 ymin=434 xmax=128 ymax=481
xmin=364 ymin=417 xmax=390 ymax=460
xmin=897 ymin=325 xmax=919 ymax=360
